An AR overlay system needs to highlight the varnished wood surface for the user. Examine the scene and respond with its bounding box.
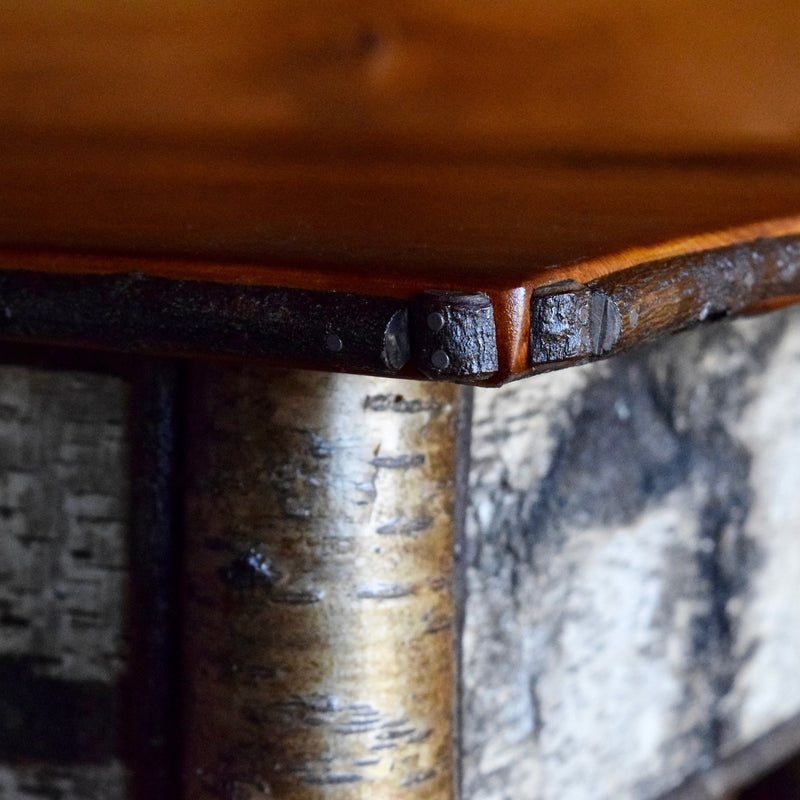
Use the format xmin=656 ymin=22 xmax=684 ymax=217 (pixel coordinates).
xmin=5 ymin=144 xmax=800 ymax=295
xmin=4 ymin=147 xmax=800 ymax=382
xmin=4 ymin=1 xmax=800 ymax=159
xmin=4 ymin=2 xmax=800 ymax=382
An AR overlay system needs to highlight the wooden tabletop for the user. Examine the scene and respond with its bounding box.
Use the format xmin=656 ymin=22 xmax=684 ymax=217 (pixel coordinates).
xmin=3 ymin=1 xmax=800 ymax=384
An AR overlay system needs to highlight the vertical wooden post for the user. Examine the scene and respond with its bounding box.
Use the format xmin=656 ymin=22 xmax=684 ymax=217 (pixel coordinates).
xmin=182 ymin=366 xmax=460 ymax=800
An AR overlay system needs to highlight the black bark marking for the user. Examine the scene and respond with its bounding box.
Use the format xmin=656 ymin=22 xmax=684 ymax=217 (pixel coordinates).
xmin=364 ymin=394 xmax=444 ymax=413
xmin=685 ymin=426 xmax=756 ymax=761
xmin=0 ymin=656 xmax=120 ymax=765
xmin=529 ymin=676 xmax=544 ymax=741
xmin=302 ymin=773 xmax=363 ymax=785
xmin=423 ymin=604 xmax=454 ymax=634
xmin=408 ymin=728 xmax=434 ymax=744
xmin=270 ymin=590 xmax=322 ymax=606
xmin=514 ymin=314 xmax=784 ymax=567
xmin=403 ymin=768 xmax=437 ymax=787
xmin=376 ymin=515 xmax=434 ymax=536
xmin=218 ymin=548 xmax=273 ymax=592
xmin=356 ymin=582 xmax=416 ymax=600
xmin=369 ymin=453 xmax=425 ymax=469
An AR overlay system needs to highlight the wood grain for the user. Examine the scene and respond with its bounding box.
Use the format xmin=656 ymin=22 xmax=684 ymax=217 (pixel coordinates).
xmin=4 ymin=1 xmax=800 ymax=158
xmin=4 ymin=2 xmax=800 ymax=382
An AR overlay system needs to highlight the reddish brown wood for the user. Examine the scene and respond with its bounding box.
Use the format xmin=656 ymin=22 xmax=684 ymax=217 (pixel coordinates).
xmin=4 ymin=1 xmax=800 ymax=159
xmin=4 ymin=3 xmax=800 ymax=383
xmin=2 ymin=172 xmax=800 ymax=383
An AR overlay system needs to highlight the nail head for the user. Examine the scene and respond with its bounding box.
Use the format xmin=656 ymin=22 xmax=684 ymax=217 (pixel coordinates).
xmin=431 ymin=349 xmax=450 ymax=369
xmin=427 ymin=311 xmax=445 ymax=332
xmin=326 ymin=333 xmax=343 ymax=352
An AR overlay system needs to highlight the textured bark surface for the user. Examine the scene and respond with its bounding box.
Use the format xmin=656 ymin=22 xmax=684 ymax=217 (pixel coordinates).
xmin=3 ymin=306 xmax=800 ymax=800
xmin=463 ymin=304 xmax=800 ymax=800
xmin=182 ymin=367 xmax=459 ymax=799
xmin=0 ymin=366 xmax=129 ymax=799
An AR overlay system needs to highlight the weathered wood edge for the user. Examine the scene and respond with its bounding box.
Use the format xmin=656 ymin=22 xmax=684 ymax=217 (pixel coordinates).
xmin=523 ymin=233 xmax=800 ymax=377
xmin=2 ymin=220 xmax=800 ymax=386
xmin=0 ymin=269 xmax=498 ymax=384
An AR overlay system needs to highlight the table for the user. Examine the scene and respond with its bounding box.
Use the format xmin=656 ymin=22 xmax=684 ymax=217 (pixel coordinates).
xmin=2 ymin=3 xmax=800 ymax=798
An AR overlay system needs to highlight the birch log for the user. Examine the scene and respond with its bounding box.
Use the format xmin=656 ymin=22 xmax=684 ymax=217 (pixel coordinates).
xmin=463 ymin=304 xmax=800 ymax=800
xmin=0 ymin=365 xmax=129 ymax=800
xmin=182 ymin=367 xmax=460 ymax=800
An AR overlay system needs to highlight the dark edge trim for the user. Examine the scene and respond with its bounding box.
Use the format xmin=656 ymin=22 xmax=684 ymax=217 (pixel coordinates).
xmin=125 ymin=359 xmax=183 ymax=800
xmin=413 ymin=292 xmax=499 ymax=382
xmin=452 ymin=385 xmax=475 ymax=800
xmin=529 ymin=234 xmax=800 ymax=372
xmin=656 ymin=712 xmax=800 ymax=800
xmin=0 ymin=271 xmax=507 ymax=383
xmin=0 ymin=270 xmax=410 ymax=376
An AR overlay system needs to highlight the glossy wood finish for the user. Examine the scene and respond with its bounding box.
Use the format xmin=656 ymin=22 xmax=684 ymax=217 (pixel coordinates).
xmin=3 ymin=2 xmax=800 ymax=383
xmin=3 ymin=168 xmax=800 ymax=384
xmin=4 ymin=1 xmax=800 ymax=158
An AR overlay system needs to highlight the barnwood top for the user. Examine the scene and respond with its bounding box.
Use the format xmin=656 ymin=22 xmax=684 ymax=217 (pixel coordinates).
xmin=3 ymin=1 xmax=800 ymax=385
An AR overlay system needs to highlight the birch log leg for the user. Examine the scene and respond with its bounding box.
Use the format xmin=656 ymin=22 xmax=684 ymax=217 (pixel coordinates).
xmin=182 ymin=366 xmax=460 ymax=800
